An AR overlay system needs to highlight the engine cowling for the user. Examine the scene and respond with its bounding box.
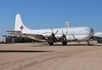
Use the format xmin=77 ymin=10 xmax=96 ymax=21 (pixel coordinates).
xmin=42 ymin=32 xmax=63 ymax=39
xmin=55 ymin=34 xmax=63 ymax=38
xmin=42 ymin=32 xmax=52 ymax=37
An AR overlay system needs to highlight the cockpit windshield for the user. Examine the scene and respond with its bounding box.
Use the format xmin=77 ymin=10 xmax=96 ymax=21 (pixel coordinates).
xmin=90 ymin=28 xmax=94 ymax=32
xmin=85 ymin=27 xmax=94 ymax=32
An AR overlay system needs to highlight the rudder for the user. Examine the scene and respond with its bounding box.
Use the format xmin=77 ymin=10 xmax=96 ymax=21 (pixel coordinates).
xmin=14 ymin=14 xmax=30 ymax=31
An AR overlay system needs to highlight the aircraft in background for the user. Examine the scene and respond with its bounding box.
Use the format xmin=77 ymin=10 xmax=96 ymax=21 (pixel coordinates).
xmin=7 ymin=14 xmax=94 ymax=46
xmin=91 ymin=32 xmax=102 ymax=43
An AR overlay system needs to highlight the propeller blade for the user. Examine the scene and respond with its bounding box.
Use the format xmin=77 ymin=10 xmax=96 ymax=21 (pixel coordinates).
xmin=51 ymin=28 xmax=53 ymax=33
xmin=66 ymin=31 xmax=68 ymax=35
xmin=55 ymin=30 xmax=58 ymax=35
xmin=71 ymin=33 xmax=76 ymax=40
xmin=62 ymin=30 xmax=64 ymax=34
xmin=61 ymin=30 xmax=66 ymax=38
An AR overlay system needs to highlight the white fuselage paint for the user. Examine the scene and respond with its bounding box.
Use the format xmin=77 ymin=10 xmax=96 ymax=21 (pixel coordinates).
xmin=22 ymin=27 xmax=94 ymax=41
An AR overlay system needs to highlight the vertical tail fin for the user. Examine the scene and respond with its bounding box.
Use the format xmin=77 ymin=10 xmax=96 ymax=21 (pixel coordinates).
xmin=65 ymin=21 xmax=71 ymax=28
xmin=15 ymin=14 xmax=30 ymax=31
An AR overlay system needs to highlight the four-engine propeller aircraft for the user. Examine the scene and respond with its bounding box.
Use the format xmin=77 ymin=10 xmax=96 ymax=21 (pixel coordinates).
xmin=7 ymin=14 xmax=94 ymax=45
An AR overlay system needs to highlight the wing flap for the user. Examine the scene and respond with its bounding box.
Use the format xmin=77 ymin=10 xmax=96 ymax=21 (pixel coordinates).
xmin=7 ymin=30 xmax=21 ymax=33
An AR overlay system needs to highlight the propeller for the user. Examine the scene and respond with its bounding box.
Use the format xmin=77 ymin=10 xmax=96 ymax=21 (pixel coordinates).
xmin=51 ymin=28 xmax=58 ymax=36
xmin=49 ymin=28 xmax=58 ymax=42
xmin=62 ymin=30 xmax=68 ymax=40
xmin=71 ymin=33 xmax=80 ymax=44
xmin=71 ymin=33 xmax=77 ymax=41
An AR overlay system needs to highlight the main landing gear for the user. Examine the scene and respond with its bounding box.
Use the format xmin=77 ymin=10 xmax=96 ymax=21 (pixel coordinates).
xmin=48 ymin=41 xmax=53 ymax=45
xmin=48 ymin=37 xmax=54 ymax=46
xmin=62 ymin=38 xmax=67 ymax=45
xmin=48 ymin=38 xmax=67 ymax=46
xmin=87 ymin=40 xmax=93 ymax=46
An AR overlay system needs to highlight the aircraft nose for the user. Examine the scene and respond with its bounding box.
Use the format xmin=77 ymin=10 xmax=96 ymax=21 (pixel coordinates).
xmin=85 ymin=27 xmax=94 ymax=34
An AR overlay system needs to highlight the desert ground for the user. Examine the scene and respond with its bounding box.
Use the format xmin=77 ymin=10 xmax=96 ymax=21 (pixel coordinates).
xmin=0 ymin=41 xmax=102 ymax=70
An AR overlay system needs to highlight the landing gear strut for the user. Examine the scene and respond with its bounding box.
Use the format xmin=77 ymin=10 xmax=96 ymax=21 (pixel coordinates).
xmin=87 ymin=40 xmax=90 ymax=46
xmin=87 ymin=40 xmax=93 ymax=46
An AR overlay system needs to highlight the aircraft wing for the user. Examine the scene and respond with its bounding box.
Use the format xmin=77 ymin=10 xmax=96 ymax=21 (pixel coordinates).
xmin=7 ymin=31 xmax=45 ymax=42
xmin=7 ymin=30 xmax=22 ymax=33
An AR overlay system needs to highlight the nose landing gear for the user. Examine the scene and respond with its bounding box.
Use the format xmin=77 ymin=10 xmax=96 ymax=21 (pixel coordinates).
xmin=87 ymin=40 xmax=93 ymax=46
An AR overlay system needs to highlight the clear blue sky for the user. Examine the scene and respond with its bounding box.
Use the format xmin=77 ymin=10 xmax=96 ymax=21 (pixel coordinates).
xmin=0 ymin=0 xmax=102 ymax=35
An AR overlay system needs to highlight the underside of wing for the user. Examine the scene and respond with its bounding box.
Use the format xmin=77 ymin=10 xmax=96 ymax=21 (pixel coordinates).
xmin=7 ymin=31 xmax=46 ymax=42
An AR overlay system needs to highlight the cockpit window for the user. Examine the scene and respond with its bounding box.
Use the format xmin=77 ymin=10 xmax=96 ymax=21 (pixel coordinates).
xmin=90 ymin=28 xmax=94 ymax=32
xmin=85 ymin=28 xmax=94 ymax=32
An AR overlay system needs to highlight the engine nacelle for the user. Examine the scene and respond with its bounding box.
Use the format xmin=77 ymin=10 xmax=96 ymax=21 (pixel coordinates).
xmin=42 ymin=32 xmax=52 ymax=37
xmin=55 ymin=34 xmax=63 ymax=38
xmin=42 ymin=32 xmax=63 ymax=39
